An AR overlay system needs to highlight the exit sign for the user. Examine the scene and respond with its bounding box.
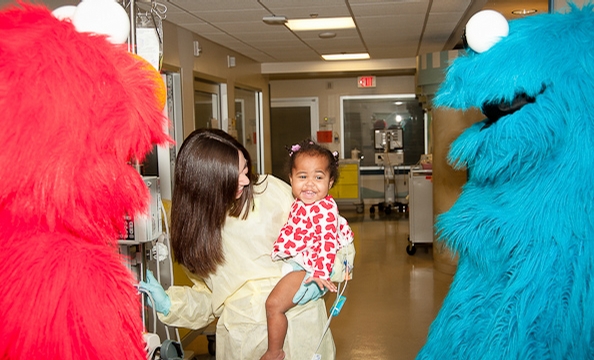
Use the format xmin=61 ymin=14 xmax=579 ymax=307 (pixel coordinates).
xmin=358 ymin=76 xmax=376 ymax=88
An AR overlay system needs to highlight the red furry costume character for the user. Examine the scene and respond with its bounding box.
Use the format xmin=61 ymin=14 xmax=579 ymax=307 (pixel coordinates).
xmin=0 ymin=3 xmax=172 ymax=359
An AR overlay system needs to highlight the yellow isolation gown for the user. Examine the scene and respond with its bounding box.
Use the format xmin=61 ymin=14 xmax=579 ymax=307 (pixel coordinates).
xmin=158 ymin=175 xmax=336 ymax=359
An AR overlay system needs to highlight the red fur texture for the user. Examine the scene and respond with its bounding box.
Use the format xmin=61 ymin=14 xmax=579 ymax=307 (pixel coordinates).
xmin=0 ymin=3 xmax=172 ymax=359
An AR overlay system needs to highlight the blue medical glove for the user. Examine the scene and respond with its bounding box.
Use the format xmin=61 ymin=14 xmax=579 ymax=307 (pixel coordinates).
xmin=138 ymin=270 xmax=171 ymax=316
xmin=292 ymin=272 xmax=325 ymax=305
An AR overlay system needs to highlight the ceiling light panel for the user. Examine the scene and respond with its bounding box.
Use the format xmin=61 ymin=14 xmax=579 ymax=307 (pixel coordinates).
xmin=287 ymin=17 xmax=355 ymax=31
xmin=322 ymin=53 xmax=370 ymax=61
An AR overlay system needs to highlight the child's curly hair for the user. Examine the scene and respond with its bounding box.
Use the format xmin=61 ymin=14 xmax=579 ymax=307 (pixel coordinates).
xmin=286 ymin=139 xmax=340 ymax=187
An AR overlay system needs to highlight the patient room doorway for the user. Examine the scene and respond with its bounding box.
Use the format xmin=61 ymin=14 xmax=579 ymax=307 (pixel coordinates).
xmin=270 ymin=97 xmax=318 ymax=183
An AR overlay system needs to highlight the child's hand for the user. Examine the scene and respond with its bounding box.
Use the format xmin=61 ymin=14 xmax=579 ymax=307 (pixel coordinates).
xmin=305 ymin=276 xmax=337 ymax=292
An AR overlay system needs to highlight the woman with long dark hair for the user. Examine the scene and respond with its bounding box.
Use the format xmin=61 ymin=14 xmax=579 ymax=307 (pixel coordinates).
xmin=140 ymin=129 xmax=335 ymax=359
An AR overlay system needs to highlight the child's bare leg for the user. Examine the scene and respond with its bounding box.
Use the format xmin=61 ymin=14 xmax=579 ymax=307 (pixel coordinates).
xmin=261 ymin=270 xmax=305 ymax=360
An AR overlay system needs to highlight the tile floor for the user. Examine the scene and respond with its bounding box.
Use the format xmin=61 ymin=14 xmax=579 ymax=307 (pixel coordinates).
xmin=191 ymin=208 xmax=453 ymax=360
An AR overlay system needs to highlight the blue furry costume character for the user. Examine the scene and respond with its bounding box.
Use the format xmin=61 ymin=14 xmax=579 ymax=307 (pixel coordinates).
xmin=418 ymin=3 xmax=594 ymax=359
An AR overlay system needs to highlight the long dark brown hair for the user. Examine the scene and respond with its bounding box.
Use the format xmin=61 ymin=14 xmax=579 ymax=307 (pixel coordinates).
xmin=171 ymin=129 xmax=257 ymax=277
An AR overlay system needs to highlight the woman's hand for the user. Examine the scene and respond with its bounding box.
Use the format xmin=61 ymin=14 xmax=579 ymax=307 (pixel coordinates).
xmin=138 ymin=270 xmax=172 ymax=316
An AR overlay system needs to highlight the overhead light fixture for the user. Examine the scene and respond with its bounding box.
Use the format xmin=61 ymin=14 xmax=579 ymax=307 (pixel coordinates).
xmin=322 ymin=53 xmax=370 ymax=61
xmin=287 ymin=17 xmax=355 ymax=31
xmin=511 ymin=9 xmax=537 ymax=15
xmin=263 ymin=15 xmax=287 ymax=25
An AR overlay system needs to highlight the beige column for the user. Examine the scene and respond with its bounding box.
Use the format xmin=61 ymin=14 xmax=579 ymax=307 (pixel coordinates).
xmin=431 ymin=107 xmax=483 ymax=275
xmin=555 ymin=0 xmax=585 ymax=11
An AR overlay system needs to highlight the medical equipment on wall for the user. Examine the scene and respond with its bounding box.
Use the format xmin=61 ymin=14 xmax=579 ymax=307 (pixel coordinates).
xmin=119 ymin=176 xmax=163 ymax=244
xmin=373 ymin=128 xmax=403 ymax=167
xmin=370 ymin=127 xmax=404 ymax=215
xmin=117 ymin=175 xmax=185 ymax=359
xmin=136 ymin=196 xmax=185 ymax=359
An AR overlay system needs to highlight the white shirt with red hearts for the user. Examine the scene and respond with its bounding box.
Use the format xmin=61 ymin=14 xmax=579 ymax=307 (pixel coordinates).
xmin=272 ymin=195 xmax=354 ymax=280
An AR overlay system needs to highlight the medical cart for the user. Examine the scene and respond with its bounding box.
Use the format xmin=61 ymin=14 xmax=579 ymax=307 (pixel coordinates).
xmin=328 ymin=159 xmax=364 ymax=213
xmin=406 ymin=167 xmax=433 ymax=255
xmin=369 ymin=128 xmax=404 ymax=215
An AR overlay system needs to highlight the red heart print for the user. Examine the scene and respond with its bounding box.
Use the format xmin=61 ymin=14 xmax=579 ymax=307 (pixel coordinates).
xmin=297 ymin=206 xmax=307 ymax=217
xmin=294 ymin=228 xmax=307 ymax=240
xmin=313 ymin=214 xmax=323 ymax=224
xmin=314 ymin=258 xmax=325 ymax=270
xmin=285 ymin=240 xmax=296 ymax=249
xmin=305 ymin=219 xmax=313 ymax=229
xmin=320 ymin=200 xmax=333 ymax=210
xmin=284 ymin=225 xmax=293 ymax=236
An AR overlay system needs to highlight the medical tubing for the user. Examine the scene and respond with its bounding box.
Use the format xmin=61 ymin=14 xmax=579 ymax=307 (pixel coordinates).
xmin=155 ymin=237 xmax=160 ymax=295
xmin=313 ymin=244 xmax=351 ymax=355
xmin=137 ymin=286 xmax=158 ymax=334
xmin=314 ymin=275 xmax=349 ymax=354
xmin=159 ymin=198 xmax=175 ymax=281
xmin=158 ymin=198 xmax=176 ymax=340
xmin=153 ymin=236 xmax=172 ymax=340
xmin=138 ymin=261 xmax=145 ymax=328
xmin=139 ymin=255 xmax=146 ymax=326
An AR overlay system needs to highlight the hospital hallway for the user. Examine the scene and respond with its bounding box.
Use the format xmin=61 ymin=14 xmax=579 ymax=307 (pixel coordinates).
xmin=193 ymin=208 xmax=454 ymax=359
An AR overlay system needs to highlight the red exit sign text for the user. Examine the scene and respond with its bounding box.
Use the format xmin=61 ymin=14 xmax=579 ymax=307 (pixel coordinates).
xmin=358 ymin=76 xmax=376 ymax=88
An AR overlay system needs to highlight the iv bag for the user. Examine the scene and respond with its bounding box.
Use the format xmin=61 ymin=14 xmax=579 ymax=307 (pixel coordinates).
xmin=136 ymin=2 xmax=166 ymax=71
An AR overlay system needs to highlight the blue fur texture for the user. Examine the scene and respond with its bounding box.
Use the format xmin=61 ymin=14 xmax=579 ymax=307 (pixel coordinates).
xmin=417 ymin=3 xmax=594 ymax=359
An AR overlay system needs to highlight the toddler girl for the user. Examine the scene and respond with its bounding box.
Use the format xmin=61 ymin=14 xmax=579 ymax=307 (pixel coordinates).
xmin=261 ymin=139 xmax=354 ymax=360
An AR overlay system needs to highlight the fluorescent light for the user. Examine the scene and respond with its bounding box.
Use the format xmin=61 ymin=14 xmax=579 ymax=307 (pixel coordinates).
xmin=287 ymin=17 xmax=355 ymax=31
xmin=322 ymin=53 xmax=370 ymax=61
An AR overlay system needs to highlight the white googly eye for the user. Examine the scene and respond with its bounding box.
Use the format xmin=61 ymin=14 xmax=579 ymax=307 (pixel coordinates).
xmin=52 ymin=5 xmax=77 ymax=21
xmin=465 ymin=10 xmax=509 ymax=53
xmin=72 ymin=0 xmax=130 ymax=45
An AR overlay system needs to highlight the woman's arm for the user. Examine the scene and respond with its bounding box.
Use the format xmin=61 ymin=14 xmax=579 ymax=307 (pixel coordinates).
xmin=158 ymin=270 xmax=216 ymax=330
